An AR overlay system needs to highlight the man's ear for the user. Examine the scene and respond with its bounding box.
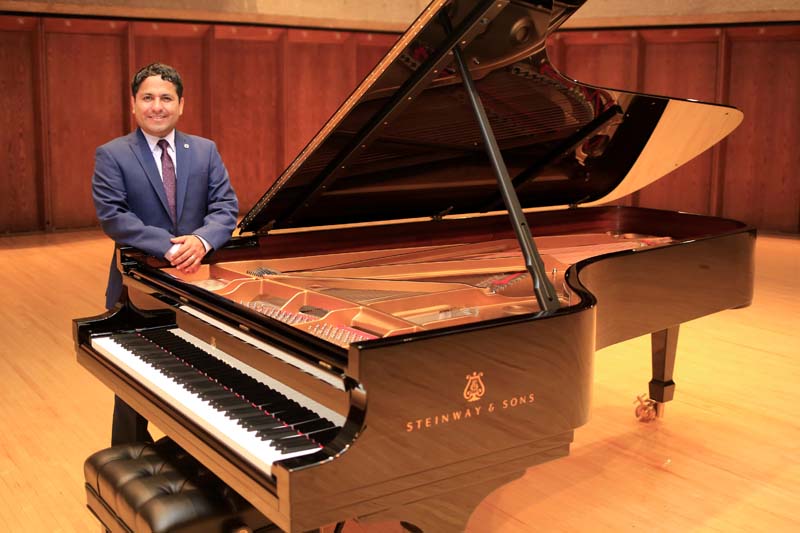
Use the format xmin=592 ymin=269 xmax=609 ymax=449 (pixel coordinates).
xmin=131 ymin=95 xmax=136 ymax=114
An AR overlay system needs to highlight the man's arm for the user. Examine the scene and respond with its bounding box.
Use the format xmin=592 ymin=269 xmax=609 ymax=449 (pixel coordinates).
xmin=166 ymin=141 xmax=238 ymax=272
xmin=92 ymin=145 xmax=175 ymax=257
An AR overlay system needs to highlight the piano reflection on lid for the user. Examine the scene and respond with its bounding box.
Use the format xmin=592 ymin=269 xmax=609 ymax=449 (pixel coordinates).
xmin=74 ymin=0 xmax=754 ymax=531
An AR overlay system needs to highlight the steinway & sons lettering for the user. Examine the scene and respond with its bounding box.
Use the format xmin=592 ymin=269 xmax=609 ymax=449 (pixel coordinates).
xmin=405 ymin=392 xmax=536 ymax=432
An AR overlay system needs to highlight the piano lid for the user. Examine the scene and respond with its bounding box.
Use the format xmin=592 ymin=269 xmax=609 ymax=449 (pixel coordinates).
xmin=239 ymin=0 xmax=742 ymax=234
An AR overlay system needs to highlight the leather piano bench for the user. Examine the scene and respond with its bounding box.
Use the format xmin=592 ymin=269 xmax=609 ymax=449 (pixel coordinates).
xmin=83 ymin=437 xmax=277 ymax=533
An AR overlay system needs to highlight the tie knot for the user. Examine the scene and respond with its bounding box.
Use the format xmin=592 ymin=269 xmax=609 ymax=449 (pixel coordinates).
xmin=157 ymin=139 xmax=170 ymax=152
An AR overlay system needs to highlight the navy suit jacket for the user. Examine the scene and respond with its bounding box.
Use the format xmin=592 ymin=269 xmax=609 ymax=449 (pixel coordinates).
xmin=93 ymin=128 xmax=238 ymax=309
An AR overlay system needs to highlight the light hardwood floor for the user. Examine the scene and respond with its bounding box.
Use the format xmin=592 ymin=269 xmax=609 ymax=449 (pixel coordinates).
xmin=0 ymin=230 xmax=797 ymax=532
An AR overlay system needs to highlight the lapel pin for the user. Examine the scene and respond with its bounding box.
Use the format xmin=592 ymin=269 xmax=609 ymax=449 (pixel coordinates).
xmin=183 ymin=143 xmax=189 ymax=149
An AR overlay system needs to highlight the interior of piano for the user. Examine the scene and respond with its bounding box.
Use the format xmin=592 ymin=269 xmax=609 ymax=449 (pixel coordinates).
xmin=165 ymin=232 xmax=673 ymax=347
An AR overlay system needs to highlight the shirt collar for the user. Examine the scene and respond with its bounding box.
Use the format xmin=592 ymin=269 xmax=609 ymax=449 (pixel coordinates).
xmin=141 ymin=129 xmax=176 ymax=153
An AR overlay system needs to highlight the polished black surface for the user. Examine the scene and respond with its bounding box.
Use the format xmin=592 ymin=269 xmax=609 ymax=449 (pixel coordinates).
xmin=239 ymin=0 xmax=730 ymax=233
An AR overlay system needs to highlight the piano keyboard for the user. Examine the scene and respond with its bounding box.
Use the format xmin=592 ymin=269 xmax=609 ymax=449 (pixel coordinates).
xmin=91 ymin=327 xmax=346 ymax=476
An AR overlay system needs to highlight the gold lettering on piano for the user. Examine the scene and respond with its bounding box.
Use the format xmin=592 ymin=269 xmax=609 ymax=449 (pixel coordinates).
xmin=463 ymin=371 xmax=485 ymax=402
xmin=404 ymin=375 xmax=536 ymax=433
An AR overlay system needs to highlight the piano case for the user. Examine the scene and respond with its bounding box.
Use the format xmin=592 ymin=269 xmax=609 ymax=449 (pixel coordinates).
xmin=75 ymin=1 xmax=755 ymax=531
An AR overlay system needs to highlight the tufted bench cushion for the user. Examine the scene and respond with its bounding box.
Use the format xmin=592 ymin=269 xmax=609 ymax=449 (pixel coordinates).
xmin=84 ymin=437 xmax=276 ymax=533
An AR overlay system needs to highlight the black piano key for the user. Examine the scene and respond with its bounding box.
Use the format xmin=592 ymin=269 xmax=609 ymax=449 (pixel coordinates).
xmin=140 ymin=354 xmax=175 ymax=365
xmin=224 ymin=404 xmax=262 ymax=417
xmin=273 ymin=408 xmax=318 ymax=425
xmin=132 ymin=351 xmax=178 ymax=365
xmin=256 ymin=427 xmax=298 ymax=440
xmin=236 ymin=417 xmax=280 ymax=432
xmin=182 ymin=374 xmax=214 ymax=385
xmin=246 ymin=390 xmax=286 ymax=405
xmin=174 ymin=353 xmax=209 ymax=365
xmin=249 ymin=390 xmax=288 ymax=403
xmin=165 ymin=370 xmax=199 ymax=381
xmin=212 ymin=396 xmax=250 ymax=409
xmin=114 ymin=335 xmax=151 ymax=345
xmin=159 ymin=361 xmax=192 ymax=372
xmin=134 ymin=349 xmax=172 ymax=361
xmin=198 ymin=389 xmax=234 ymax=401
xmin=306 ymin=426 xmax=339 ymax=445
xmin=234 ymin=409 xmax=271 ymax=422
xmin=253 ymin=395 xmax=294 ymax=408
xmin=208 ymin=366 xmax=241 ymax=378
xmin=273 ymin=436 xmax=320 ymax=453
xmin=192 ymin=360 xmax=227 ymax=372
xmin=189 ymin=379 xmax=225 ymax=391
xmin=215 ymin=399 xmax=254 ymax=413
xmin=240 ymin=414 xmax=287 ymax=430
xmin=188 ymin=388 xmax=222 ymax=400
xmin=234 ymin=382 xmax=270 ymax=397
xmin=292 ymin=418 xmax=334 ymax=433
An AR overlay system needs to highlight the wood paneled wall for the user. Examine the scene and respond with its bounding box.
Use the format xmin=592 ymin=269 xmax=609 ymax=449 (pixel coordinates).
xmin=0 ymin=14 xmax=397 ymax=233
xmin=0 ymin=14 xmax=798 ymax=234
xmin=549 ymin=25 xmax=800 ymax=233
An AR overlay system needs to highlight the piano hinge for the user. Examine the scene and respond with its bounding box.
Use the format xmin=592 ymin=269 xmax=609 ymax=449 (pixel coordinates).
xmin=431 ymin=206 xmax=454 ymax=221
xmin=258 ymin=220 xmax=276 ymax=235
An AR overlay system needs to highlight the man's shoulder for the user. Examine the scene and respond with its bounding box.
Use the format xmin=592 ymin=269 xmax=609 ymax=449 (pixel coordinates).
xmin=177 ymin=131 xmax=216 ymax=150
xmin=97 ymin=131 xmax=140 ymax=153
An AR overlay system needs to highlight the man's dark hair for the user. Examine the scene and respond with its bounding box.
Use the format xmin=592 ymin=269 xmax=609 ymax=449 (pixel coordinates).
xmin=131 ymin=63 xmax=183 ymax=99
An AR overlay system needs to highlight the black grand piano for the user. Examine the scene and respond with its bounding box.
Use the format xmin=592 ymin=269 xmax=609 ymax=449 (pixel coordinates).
xmin=74 ymin=0 xmax=755 ymax=531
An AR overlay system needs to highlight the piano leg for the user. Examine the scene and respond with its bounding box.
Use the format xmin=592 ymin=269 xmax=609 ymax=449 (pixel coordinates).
xmin=649 ymin=325 xmax=679 ymax=418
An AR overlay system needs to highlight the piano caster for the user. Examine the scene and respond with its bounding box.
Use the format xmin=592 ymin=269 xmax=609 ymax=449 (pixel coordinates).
xmin=634 ymin=394 xmax=661 ymax=422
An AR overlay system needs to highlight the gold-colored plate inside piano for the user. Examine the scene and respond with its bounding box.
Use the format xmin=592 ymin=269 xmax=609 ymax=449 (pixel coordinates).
xmin=163 ymin=232 xmax=673 ymax=346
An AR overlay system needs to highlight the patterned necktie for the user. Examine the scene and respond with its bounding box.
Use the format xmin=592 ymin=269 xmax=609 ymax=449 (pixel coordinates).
xmin=157 ymin=139 xmax=177 ymax=222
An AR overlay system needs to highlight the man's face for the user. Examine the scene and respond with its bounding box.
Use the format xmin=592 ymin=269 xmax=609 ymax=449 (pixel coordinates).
xmin=131 ymin=75 xmax=184 ymax=137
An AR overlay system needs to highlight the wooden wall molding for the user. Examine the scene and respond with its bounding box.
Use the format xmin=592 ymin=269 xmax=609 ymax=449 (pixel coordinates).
xmin=0 ymin=0 xmax=421 ymax=32
xmin=2 ymin=0 xmax=798 ymax=31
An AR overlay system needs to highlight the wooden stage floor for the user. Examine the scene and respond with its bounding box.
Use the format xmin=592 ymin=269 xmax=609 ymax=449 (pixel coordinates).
xmin=0 ymin=229 xmax=797 ymax=532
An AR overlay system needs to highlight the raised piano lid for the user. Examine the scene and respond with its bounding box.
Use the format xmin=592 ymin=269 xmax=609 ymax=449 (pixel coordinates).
xmin=239 ymin=0 xmax=742 ymax=235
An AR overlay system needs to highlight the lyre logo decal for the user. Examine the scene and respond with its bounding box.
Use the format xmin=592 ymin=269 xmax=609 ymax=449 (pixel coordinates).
xmin=463 ymin=371 xmax=485 ymax=402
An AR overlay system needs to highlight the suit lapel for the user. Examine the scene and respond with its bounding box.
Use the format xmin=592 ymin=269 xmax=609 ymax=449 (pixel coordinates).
xmin=130 ymin=129 xmax=172 ymax=219
xmin=175 ymin=130 xmax=190 ymax=222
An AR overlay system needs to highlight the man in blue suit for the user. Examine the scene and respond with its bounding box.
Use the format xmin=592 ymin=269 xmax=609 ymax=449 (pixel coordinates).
xmin=92 ymin=63 xmax=238 ymax=444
